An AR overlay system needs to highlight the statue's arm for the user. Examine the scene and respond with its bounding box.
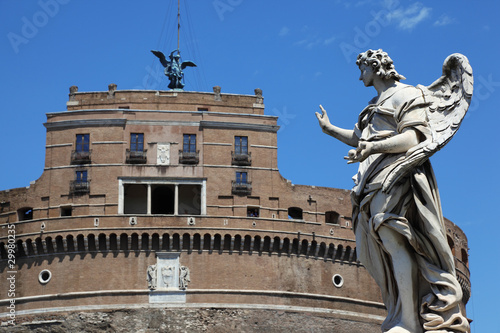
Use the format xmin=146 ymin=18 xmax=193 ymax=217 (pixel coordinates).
xmin=347 ymin=128 xmax=419 ymax=163
xmin=316 ymin=105 xmax=359 ymax=147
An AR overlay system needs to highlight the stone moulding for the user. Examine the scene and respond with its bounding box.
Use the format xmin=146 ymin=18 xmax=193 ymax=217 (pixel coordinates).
xmin=0 ymin=289 xmax=385 ymax=318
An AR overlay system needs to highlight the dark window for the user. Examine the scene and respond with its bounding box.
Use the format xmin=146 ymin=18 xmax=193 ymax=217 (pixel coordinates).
xmin=124 ymin=184 xmax=148 ymax=214
xmin=235 ymin=136 xmax=248 ymax=154
xmin=288 ymin=207 xmax=303 ymax=220
xmin=198 ymin=107 xmax=209 ymax=111
xmin=461 ymin=248 xmax=468 ymax=265
xmin=247 ymin=207 xmax=259 ymax=217
xmin=325 ymin=211 xmax=340 ymax=224
xmin=76 ymin=170 xmax=87 ymax=183
xmin=76 ymin=134 xmax=89 ymax=152
xmin=183 ymin=134 xmax=196 ymax=153
xmin=130 ymin=133 xmax=144 ymax=152
xmin=152 ymin=185 xmax=175 ymax=214
xmin=18 ymin=207 xmax=33 ymax=221
xmin=61 ymin=206 xmax=72 ymax=217
xmin=236 ymin=171 xmax=247 ymax=184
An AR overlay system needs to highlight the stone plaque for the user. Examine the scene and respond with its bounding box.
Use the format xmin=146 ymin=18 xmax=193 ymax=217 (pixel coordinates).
xmin=156 ymin=143 xmax=170 ymax=165
xmin=149 ymin=252 xmax=186 ymax=303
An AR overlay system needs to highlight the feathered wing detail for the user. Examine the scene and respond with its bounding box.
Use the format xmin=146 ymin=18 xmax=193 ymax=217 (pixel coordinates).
xmin=151 ymin=50 xmax=169 ymax=68
xmin=383 ymin=53 xmax=473 ymax=192
xmin=181 ymin=61 xmax=197 ymax=70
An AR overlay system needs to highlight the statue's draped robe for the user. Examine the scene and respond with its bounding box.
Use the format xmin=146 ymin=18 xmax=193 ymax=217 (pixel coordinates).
xmin=351 ymin=86 xmax=470 ymax=332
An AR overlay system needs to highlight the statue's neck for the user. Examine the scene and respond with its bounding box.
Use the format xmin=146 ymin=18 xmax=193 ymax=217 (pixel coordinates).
xmin=373 ymin=80 xmax=405 ymax=103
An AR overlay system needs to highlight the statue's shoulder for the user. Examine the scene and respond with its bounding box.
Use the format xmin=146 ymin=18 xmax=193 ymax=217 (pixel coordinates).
xmin=390 ymin=84 xmax=422 ymax=108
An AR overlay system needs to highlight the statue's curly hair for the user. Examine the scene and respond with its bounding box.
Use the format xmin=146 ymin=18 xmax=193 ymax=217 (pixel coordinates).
xmin=356 ymin=49 xmax=406 ymax=81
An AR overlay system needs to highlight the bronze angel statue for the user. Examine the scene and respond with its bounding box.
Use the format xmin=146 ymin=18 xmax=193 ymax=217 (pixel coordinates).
xmin=151 ymin=49 xmax=196 ymax=90
xmin=316 ymin=49 xmax=472 ymax=333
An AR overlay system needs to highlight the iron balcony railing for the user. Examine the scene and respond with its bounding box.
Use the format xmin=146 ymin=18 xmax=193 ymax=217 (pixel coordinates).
xmin=70 ymin=180 xmax=90 ymax=195
xmin=126 ymin=149 xmax=148 ymax=164
xmin=231 ymin=181 xmax=252 ymax=195
xmin=231 ymin=151 xmax=252 ymax=166
xmin=71 ymin=150 xmax=92 ymax=164
xmin=179 ymin=150 xmax=199 ymax=165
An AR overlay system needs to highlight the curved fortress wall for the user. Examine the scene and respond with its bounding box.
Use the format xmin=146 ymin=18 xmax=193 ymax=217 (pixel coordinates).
xmin=0 ymin=86 xmax=470 ymax=329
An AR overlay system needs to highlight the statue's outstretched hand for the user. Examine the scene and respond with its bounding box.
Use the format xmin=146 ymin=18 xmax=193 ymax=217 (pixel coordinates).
xmin=344 ymin=141 xmax=373 ymax=164
xmin=315 ymin=105 xmax=331 ymax=131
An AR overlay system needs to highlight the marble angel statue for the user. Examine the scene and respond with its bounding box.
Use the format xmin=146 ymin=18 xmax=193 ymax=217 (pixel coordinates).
xmin=316 ymin=49 xmax=472 ymax=333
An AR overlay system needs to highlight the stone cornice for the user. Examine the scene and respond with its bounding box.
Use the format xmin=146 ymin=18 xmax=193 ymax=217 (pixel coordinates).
xmin=200 ymin=121 xmax=280 ymax=133
xmin=44 ymin=119 xmax=127 ymax=130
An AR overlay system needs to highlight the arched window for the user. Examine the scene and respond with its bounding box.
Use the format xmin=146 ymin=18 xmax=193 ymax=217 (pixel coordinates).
xmin=130 ymin=233 xmax=139 ymax=251
xmin=87 ymin=234 xmax=96 ymax=252
xmin=193 ymin=234 xmax=201 ymax=252
xmin=214 ymin=234 xmax=222 ymax=251
xmin=234 ymin=235 xmax=242 ymax=252
xmin=203 ymin=234 xmax=211 ymax=251
xmin=142 ymin=233 xmax=150 ymax=251
xmin=447 ymin=235 xmax=455 ymax=256
xmin=288 ymin=207 xmax=303 ymax=220
xmin=243 ymin=235 xmax=252 ymax=252
xmin=151 ymin=234 xmax=160 ymax=251
xmin=325 ymin=211 xmax=340 ymax=224
xmin=98 ymin=234 xmax=106 ymax=251
xmin=223 ymin=234 xmax=232 ymax=251
xmin=182 ymin=233 xmax=191 ymax=251
xmin=461 ymin=248 xmax=468 ymax=265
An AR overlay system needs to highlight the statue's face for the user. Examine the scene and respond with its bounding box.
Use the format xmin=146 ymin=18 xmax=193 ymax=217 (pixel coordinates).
xmin=359 ymin=63 xmax=375 ymax=87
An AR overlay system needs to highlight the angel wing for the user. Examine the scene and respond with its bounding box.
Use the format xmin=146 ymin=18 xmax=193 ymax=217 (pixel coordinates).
xmin=181 ymin=61 xmax=197 ymax=70
xmin=382 ymin=53 xmax=473 ymax=192
xmin=151 ymin=50 xmax=169 ymax=68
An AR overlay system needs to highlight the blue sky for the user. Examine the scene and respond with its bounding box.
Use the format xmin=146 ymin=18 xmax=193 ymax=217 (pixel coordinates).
xmin=1 ymin=0 xmax=499 ymax=331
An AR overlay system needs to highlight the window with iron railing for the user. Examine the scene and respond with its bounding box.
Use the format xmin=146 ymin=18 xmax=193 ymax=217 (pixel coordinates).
xmin=232 ymin=136 xmax=251 ymax=166
xmin=72 ymin=134 xmax=91 ymax=164
xmin=179 ymin=134 xmax=199 ymax=164
xmin=70 ymin=170 xmax=90 ymax=194
xmin=126 ymin=133 xmax=147 ymax=164
xmin=232 ymin=171 xmax=252 ymax=195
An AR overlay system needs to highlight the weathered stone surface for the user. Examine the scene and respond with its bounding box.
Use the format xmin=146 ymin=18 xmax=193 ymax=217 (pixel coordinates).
xmin=1 ymin=308 xmax=381 ymax=333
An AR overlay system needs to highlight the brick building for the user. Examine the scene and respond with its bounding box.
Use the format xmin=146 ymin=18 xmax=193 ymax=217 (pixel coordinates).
xmin=0 ymin=84 xmax=470 ymax=331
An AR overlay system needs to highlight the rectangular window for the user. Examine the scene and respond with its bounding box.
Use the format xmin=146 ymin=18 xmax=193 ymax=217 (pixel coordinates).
xmin=130 ymin=133 xmax=144 ymax=152
xmin=61 ymin=206 xmax=72 ymax=217
xmin=183 ymin=134 xmax=196 ymax=153
xmin=236 ymin=171 xmax=247 ymax=184
xmin=76 ymin=134 xmax=89 ymax=152
xmin=76 ymin=170 xmax=88 ymax=183
xmin=235 ymin=136 xmax=248 ymax=154
xmin=247 ymin=207 xmax=259 ymax=217
xmin=120 ymin=179 xmax=206 ymax=215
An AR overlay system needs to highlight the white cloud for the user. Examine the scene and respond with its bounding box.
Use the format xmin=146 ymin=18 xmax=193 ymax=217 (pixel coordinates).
xmin=279 ymin=26 xmax=290 ymax=37
xmin=336 ymin=0 xmax=373 ymax=9
xmin=294 ymin=38 xmax=322 ymax=50
xmin=386 ymin=2 xmax=432 ymax=30
xmin=291 ymin=25 xmax=338 ymax=49
xmin=382 ymin=0 xmax=398 ymax=9
xmin=323 ymin=36 xmax=337 ymax=46
xmin=434 ymin=14 xmax=455 ymax=27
